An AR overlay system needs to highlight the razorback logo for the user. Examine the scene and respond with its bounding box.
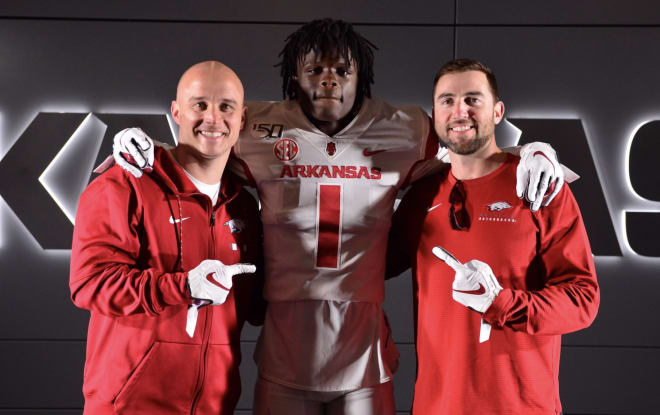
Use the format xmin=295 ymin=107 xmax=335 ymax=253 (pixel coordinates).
xmin=487 ymin=201 xmax=512 ymax=211
xmin=326 ymin=142 xmax=337 ymax=156
xmin=224 ymin=219 xmax=246 ymax=234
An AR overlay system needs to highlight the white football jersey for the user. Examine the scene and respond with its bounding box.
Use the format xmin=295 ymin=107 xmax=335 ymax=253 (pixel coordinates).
xmin=232 ymin=98 xmax=435 ymax=303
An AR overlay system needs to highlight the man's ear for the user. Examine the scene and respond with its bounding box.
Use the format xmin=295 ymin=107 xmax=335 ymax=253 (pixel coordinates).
xmin=493 ymin=100 xmax=505 ymax=125
xmin=171 ymin=100 xmax=181 ymax=125
xmin=288 ymin=76 xmax=300 ymax=98
xmin=240 ymin=105 xmax=247 ymax=130
xmin=290 ymin=76 xmax=299 ymax=90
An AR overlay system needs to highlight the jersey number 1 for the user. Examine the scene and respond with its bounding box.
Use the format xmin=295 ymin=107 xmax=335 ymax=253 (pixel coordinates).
xmin=316 ymin=184 xmax=342 ymax=269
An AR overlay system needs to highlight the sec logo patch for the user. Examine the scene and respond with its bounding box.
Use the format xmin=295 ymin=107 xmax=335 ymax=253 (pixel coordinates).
xmin=273 ymin=138 xmax=299 ymax=161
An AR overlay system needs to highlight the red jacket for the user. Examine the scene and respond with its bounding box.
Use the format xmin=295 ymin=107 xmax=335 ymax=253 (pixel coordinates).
xmin=70 ymin=147 xmax=264 ymax=414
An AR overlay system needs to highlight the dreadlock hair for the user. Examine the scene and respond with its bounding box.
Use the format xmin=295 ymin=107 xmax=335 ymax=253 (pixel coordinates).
xmin=277 ymin=18 xmax=377 ymax=103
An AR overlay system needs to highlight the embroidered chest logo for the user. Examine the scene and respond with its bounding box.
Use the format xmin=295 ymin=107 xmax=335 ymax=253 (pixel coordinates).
xmin=326 ymin=141 xmax=337 ymax=156
xmin=273 ymin=138 xmax=299 ymax=162
xmin=224 ymin=219 xmax=246 ymax=234
xmin=480 ymin=201 xmax=516 ymax=223
xmin=487 ymin=201 xmax=512 ymax=211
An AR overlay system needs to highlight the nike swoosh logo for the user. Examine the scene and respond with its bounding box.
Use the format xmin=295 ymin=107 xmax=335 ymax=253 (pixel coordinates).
xmin=453 ymin=284 xmax=486 ymax=295
xmin=427 ymin=203 xmax=442 ymax=212
xmin=169 ymin=216 xmax=191 ymax=224
xmin=363 ymin=148 xmax=389 ymax=156
xmin=533 ymin=151 xmax=556 ymax=173
xmin=206 ymin=274 xmax=230 ymax=291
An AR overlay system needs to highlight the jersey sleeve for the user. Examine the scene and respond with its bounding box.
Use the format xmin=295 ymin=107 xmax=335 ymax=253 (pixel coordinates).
xmin=403 ymin=117 xmax=448 ymax=186
xmin=69 ymin=170 xmax=190 ymax=317
xmin=483 ymin=184 xmax=600 ymax=335
xmin=227 ymin=153 xmax=257 ymax=187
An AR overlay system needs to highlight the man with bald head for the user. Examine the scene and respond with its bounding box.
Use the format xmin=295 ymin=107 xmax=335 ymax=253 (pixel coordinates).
xmin=171 ymin=61 xmax=245 ymax=182
xmin=70 ymin=61 xmax=264 ymax=414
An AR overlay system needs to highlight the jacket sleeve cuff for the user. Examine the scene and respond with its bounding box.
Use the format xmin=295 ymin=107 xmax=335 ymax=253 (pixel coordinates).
xmin=483 ymin=288 xmax=512 ymax=327
xmin=158 ymin=272 xmax=193 ymax=307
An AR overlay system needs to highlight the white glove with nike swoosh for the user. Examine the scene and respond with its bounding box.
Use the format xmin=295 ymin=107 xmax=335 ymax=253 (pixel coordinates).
xmin=113 ymin=127 xmax=155 ymax=178
xmin=432 ymin=247 xmax=502 ymax=313
xmin=433 ymin=247 xmax=502 ymax=342
xmin=185 ymin=259 xmax=256 ymax=337
xmin=516 ymin=142 xmax=564 ymax=212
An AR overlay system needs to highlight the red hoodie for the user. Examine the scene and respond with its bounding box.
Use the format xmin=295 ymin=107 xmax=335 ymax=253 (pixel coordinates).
xmin=70 ymin=147 xmax=264 ymax=414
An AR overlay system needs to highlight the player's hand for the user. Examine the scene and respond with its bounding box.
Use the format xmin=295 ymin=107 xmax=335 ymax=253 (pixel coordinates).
xmin=516 ymin=142 xmax=564 ymax=212
xmin=432 ymin=246 xmax=502 ymax=313
xmin=113 ymin=128 xmax=155 ymax=178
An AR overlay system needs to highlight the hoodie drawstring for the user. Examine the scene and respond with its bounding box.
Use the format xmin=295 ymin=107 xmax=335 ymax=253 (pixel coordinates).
xmin=167 ymin=194 xmax=184 ymax=272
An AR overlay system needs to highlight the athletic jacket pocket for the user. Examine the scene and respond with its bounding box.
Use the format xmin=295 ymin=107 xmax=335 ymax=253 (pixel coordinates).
xmin=113 ymin=341 xmax=201 ymax=414
xmin=192 ymin=343 xmax=242 ymax=414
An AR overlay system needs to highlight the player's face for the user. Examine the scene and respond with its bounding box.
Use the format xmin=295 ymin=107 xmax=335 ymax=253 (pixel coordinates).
xmin=293 ymin=50 xmax=358 ymax=125
xmin=171 ymin=66 xmax=246 ymax=161
xmin=432 ymin=70 xmax=504 ymax=155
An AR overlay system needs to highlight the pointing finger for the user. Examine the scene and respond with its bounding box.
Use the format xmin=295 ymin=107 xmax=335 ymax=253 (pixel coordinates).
xmin=225 ymin=263 xmax=257 ymax=277
xmin=432 ymin=246 xmax=464 ymax=271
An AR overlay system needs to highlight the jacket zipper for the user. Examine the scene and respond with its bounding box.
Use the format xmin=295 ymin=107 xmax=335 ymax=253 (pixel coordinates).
xmin=190 ymin=203 xmax=219 ymax=414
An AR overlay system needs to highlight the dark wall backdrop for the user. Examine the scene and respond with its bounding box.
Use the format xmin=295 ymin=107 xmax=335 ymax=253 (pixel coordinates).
xmin=1 ymin=1 xmax=660 ymax=414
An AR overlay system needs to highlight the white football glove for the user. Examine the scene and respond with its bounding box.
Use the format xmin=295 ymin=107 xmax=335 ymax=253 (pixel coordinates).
xmin=432 ymin=247 xmax=502 ymax=314
xmin=113 ymin=127 xmax=155 ymax=178
xmin=185 ymin=259 xmax=256 ymax=337
xmin=516 ymin=142 xmax=564 ymax=212
xmin=433 ymin=247 xmax=502 ymax=342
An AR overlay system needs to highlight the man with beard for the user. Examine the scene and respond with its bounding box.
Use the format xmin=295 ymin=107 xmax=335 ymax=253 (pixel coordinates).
xmin=387 ymin=59 xmax=600 ymax=414
xmin=106 ymin=21 xmax=566 ymax=414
